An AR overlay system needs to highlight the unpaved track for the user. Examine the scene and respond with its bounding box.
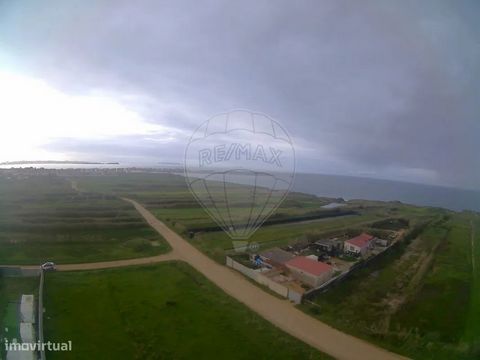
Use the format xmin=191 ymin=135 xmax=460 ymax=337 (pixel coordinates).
xmin=123 ymin=198 xmax=407 ymax=360
xmin=0 ymin=252 xmax=178 ymax=271
xmin=57 ymin=252 xmax=179 ymax=271
xmin=1 ymin=198 xmax=407 ymax=359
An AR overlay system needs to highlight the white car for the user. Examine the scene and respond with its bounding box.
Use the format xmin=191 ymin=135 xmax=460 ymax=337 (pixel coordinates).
xmin=41 ymin=262 xmax=57 ymax=271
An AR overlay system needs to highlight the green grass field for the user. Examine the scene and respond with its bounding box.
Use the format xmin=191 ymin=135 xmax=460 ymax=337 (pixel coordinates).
xmin=74 ymin=173 xmax=418 ymax=264
xmin=75 ymin=173 xmax=349 ymax=229
xmin=192 ymin=212 xmax=385 ymax=262
xmin=44 ymin=262 xmax=330 ymax=360
xmin=0 ymin=175 xmax=170 ymax=264
xmin=3 ymin=171 xmax=475 ymax=360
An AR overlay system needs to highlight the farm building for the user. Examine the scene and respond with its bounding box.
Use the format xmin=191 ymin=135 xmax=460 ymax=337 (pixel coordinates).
xmin=285 ymin=256 xmax=334 ymax=288
xmin=313 ymin=238 xmax=343 ymax=255
xmin=344 ymin=233 xmax=375 ymax=255
xmin=376 ymin=238 xmax=389 ymax=247
xmin=6 ymin=349 xmax=36 ymax=360
xmin=20 ymin=322 xmax=36 ymax=344
xmin=321 ymin=202 xmax=346 ymax=209
xmin=259 ymin=248 xmax=295 ymax=268
xmin=6 ymin=346 xmax=36 ymax=360
xmin=20 ymin=295 xmax=35 ymax=324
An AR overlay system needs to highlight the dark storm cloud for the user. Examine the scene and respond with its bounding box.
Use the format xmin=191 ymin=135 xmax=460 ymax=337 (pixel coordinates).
xmin=0 ymin=0 xmax=479 ymax=188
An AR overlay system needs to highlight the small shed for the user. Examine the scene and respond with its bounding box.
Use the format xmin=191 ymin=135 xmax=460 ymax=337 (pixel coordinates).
xmin=313 ymin=238 xmax=343 ymax=255
xmin=260 ymin=248 xmax=295 ymax=268
xmin=6 ymin=348 xmax=36 ymax=360
xmin=20 ymin=322 xmax=36 ymax=343
xmin=376 ymin=238 xmax=389 ymax=247
xmin=20 ymin=295 xmax=35 ymax=324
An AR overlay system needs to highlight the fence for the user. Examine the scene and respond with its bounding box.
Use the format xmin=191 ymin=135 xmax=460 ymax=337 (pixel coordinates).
xmin=38 ymin=270 xmax=46 ymax=360
xmin=226 ymin=257 xmax=302 ymax=303
xmin=303 ymin=232 xmax=415 ymax=300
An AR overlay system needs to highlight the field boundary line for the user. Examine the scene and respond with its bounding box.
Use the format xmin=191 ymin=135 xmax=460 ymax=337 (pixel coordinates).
xmin=39 ymin=270 xmax=46 ymax=360
xmin=471 ymin=220 xmax=476 ymax=275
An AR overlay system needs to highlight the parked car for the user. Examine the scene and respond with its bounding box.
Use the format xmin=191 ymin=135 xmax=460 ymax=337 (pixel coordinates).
xmin=41 ymin=262 xmax=57 ymax=271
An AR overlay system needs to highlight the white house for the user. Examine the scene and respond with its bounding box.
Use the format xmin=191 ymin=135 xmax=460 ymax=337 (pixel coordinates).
xmin=344 ymin=233 xmax=375 ymax=255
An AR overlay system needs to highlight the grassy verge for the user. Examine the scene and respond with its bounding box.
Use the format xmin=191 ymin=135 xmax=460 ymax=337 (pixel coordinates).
xmin=44 ymin=262 xmax=331 ymax=360
xmin=463 ymin=214 xmax=480 ymax=357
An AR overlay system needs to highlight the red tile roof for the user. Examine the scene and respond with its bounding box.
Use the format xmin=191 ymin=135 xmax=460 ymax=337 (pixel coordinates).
xmin=345 ymin=233 xmax=374 ymax=248
xmin=285 ymin=256 xmax=332 ymax=276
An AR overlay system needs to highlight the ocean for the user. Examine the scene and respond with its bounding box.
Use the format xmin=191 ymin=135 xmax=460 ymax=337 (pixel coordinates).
xmin=293 ymin=173 xmax=480 ymax=213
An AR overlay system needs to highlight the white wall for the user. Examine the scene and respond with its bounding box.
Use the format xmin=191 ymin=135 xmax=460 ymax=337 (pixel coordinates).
xmin=226 ymin=257 xmax=302 ymax=303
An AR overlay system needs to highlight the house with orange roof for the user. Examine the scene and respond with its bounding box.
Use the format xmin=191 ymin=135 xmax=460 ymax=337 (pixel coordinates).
xmin=285 ymin=256 xmax=334 ymax=287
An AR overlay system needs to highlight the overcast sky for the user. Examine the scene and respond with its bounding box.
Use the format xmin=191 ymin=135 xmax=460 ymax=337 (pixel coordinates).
xmin=0 ymin=0 xmax=479 ymax=189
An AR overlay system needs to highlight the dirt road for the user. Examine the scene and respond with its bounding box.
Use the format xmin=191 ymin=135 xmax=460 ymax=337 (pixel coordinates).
xmin=0 ymin=253 xmax=178 ymax=271
xmin=1 ymin=198 xmax=407 ymax=359
xmin=123 ymin=198 xmax=407 ymax=360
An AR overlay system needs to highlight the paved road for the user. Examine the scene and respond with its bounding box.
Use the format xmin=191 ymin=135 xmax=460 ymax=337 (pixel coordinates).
xmin=123 ymin=198 xmax=407 ymax=360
